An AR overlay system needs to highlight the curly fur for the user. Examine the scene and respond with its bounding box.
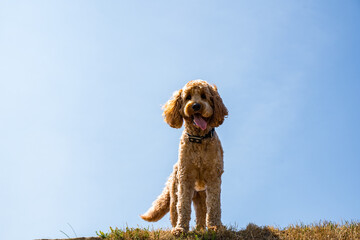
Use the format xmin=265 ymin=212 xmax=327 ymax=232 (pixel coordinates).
xmin=141 ymin=80 xmax=228 ymax=234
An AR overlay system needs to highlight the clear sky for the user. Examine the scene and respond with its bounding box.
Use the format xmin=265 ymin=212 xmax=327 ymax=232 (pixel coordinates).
xmin=1 ymin=1 xmax=359 ymax=239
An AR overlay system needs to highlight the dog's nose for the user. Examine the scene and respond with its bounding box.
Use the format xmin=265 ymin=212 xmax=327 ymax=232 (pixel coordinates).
xmin=192 ymin=103 xmax=201 ymax=111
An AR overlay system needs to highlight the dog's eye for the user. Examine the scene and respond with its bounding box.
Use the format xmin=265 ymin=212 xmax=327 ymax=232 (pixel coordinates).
xmin=186 ymin=95 xmax=191 ymax=100
xmin=201 ymin=94 xmax=206 ymax=99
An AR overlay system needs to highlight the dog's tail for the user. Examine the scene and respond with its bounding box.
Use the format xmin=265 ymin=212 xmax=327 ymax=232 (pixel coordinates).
xmin=140 ymin=184 xmax=170 ymax=222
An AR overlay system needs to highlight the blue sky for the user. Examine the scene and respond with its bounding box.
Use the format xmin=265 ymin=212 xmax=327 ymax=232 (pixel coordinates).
xmin=1 ymin=1 xmax=359 ymax=239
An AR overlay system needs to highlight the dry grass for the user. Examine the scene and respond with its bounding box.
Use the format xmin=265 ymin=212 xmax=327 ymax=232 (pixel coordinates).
xmin=96 ymin=221 xmax=360 ymax=240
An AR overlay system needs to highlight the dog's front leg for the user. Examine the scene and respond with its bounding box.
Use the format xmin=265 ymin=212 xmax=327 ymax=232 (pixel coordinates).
xmin=172 ymin=173 xmax=194 ymax=235
xmin=206 ymin=178 xmax=222 ymax=231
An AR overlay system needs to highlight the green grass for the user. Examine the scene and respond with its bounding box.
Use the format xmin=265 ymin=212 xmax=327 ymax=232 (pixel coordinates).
xmin=96 ymin=221 xmax=360 ymax=240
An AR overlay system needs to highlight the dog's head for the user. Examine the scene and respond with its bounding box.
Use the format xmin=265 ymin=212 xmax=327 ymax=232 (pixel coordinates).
xmin=162 ymin=80 xmax=228 ymax=130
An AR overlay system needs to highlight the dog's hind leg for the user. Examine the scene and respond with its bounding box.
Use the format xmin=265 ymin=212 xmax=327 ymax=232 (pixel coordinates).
xmin=169 ymin=164 xmax=179 ymax=227
xmin=192 ymin=191 xmax=206 ymax=230
xmin=169 ymin=177 xmax=178 ymax=227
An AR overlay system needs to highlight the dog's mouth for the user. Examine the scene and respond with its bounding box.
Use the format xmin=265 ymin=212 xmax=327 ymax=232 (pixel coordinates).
xmin=192 ymin=114 xmax=208 ymax=130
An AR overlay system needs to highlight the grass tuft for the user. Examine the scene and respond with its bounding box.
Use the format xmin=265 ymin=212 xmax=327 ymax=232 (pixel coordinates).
xmin=97 ymin=221 xmax=360 ymax=240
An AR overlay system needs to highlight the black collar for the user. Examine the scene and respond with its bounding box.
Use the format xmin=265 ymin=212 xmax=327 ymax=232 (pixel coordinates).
xmin=186 ymin=128 xmax=215 ymax=144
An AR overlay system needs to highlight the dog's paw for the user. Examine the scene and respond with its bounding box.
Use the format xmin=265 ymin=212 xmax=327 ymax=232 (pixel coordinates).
xmin=171 ymin=226 xmax=187 ymax=236
xmin=207 ymin=224 xmax=225 ymax=232
xmin=194 ymin=224 xmax=206 ymax=231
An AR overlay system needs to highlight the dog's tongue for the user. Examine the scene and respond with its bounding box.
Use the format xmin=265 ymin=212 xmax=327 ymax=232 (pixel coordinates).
xmin=193 ymin=115 xmax=207 ymax=130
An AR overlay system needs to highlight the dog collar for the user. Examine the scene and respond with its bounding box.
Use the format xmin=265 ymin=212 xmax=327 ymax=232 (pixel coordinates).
xmin=186 ymin=128 xmax=215 ymax=144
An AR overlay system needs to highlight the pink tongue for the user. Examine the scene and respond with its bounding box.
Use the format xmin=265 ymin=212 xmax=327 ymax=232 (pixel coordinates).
xmin=193 ymin=115 xmax=207 ymax=130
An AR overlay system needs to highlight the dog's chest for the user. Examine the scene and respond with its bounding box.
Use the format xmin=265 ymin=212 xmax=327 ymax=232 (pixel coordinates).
xmin=188 ymin=144 xmax=214 ymax=168
xmin=179 ymin=136 xmax=224 ymax=184
xmin=189 ymin=142 xmax=222 ymax=191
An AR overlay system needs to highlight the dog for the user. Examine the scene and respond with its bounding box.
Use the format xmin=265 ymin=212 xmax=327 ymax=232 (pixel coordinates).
xmin=141 ymin=80 xmax=228 ymax=234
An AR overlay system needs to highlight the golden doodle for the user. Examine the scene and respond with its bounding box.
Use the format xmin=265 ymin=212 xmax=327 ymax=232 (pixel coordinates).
xmin=141 ymin=80 xmax=228 ymax=235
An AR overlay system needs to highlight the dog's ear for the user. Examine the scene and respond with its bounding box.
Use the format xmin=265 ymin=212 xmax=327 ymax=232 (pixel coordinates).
xmin=162 ymin=89 xmax=183 ymax=128
xmin=209 ymin=85 xmax=228 ymax=128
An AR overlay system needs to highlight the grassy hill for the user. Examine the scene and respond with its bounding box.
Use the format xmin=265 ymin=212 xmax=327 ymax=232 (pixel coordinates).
xmin=94 ymin=221 xmax=360 ymax=240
